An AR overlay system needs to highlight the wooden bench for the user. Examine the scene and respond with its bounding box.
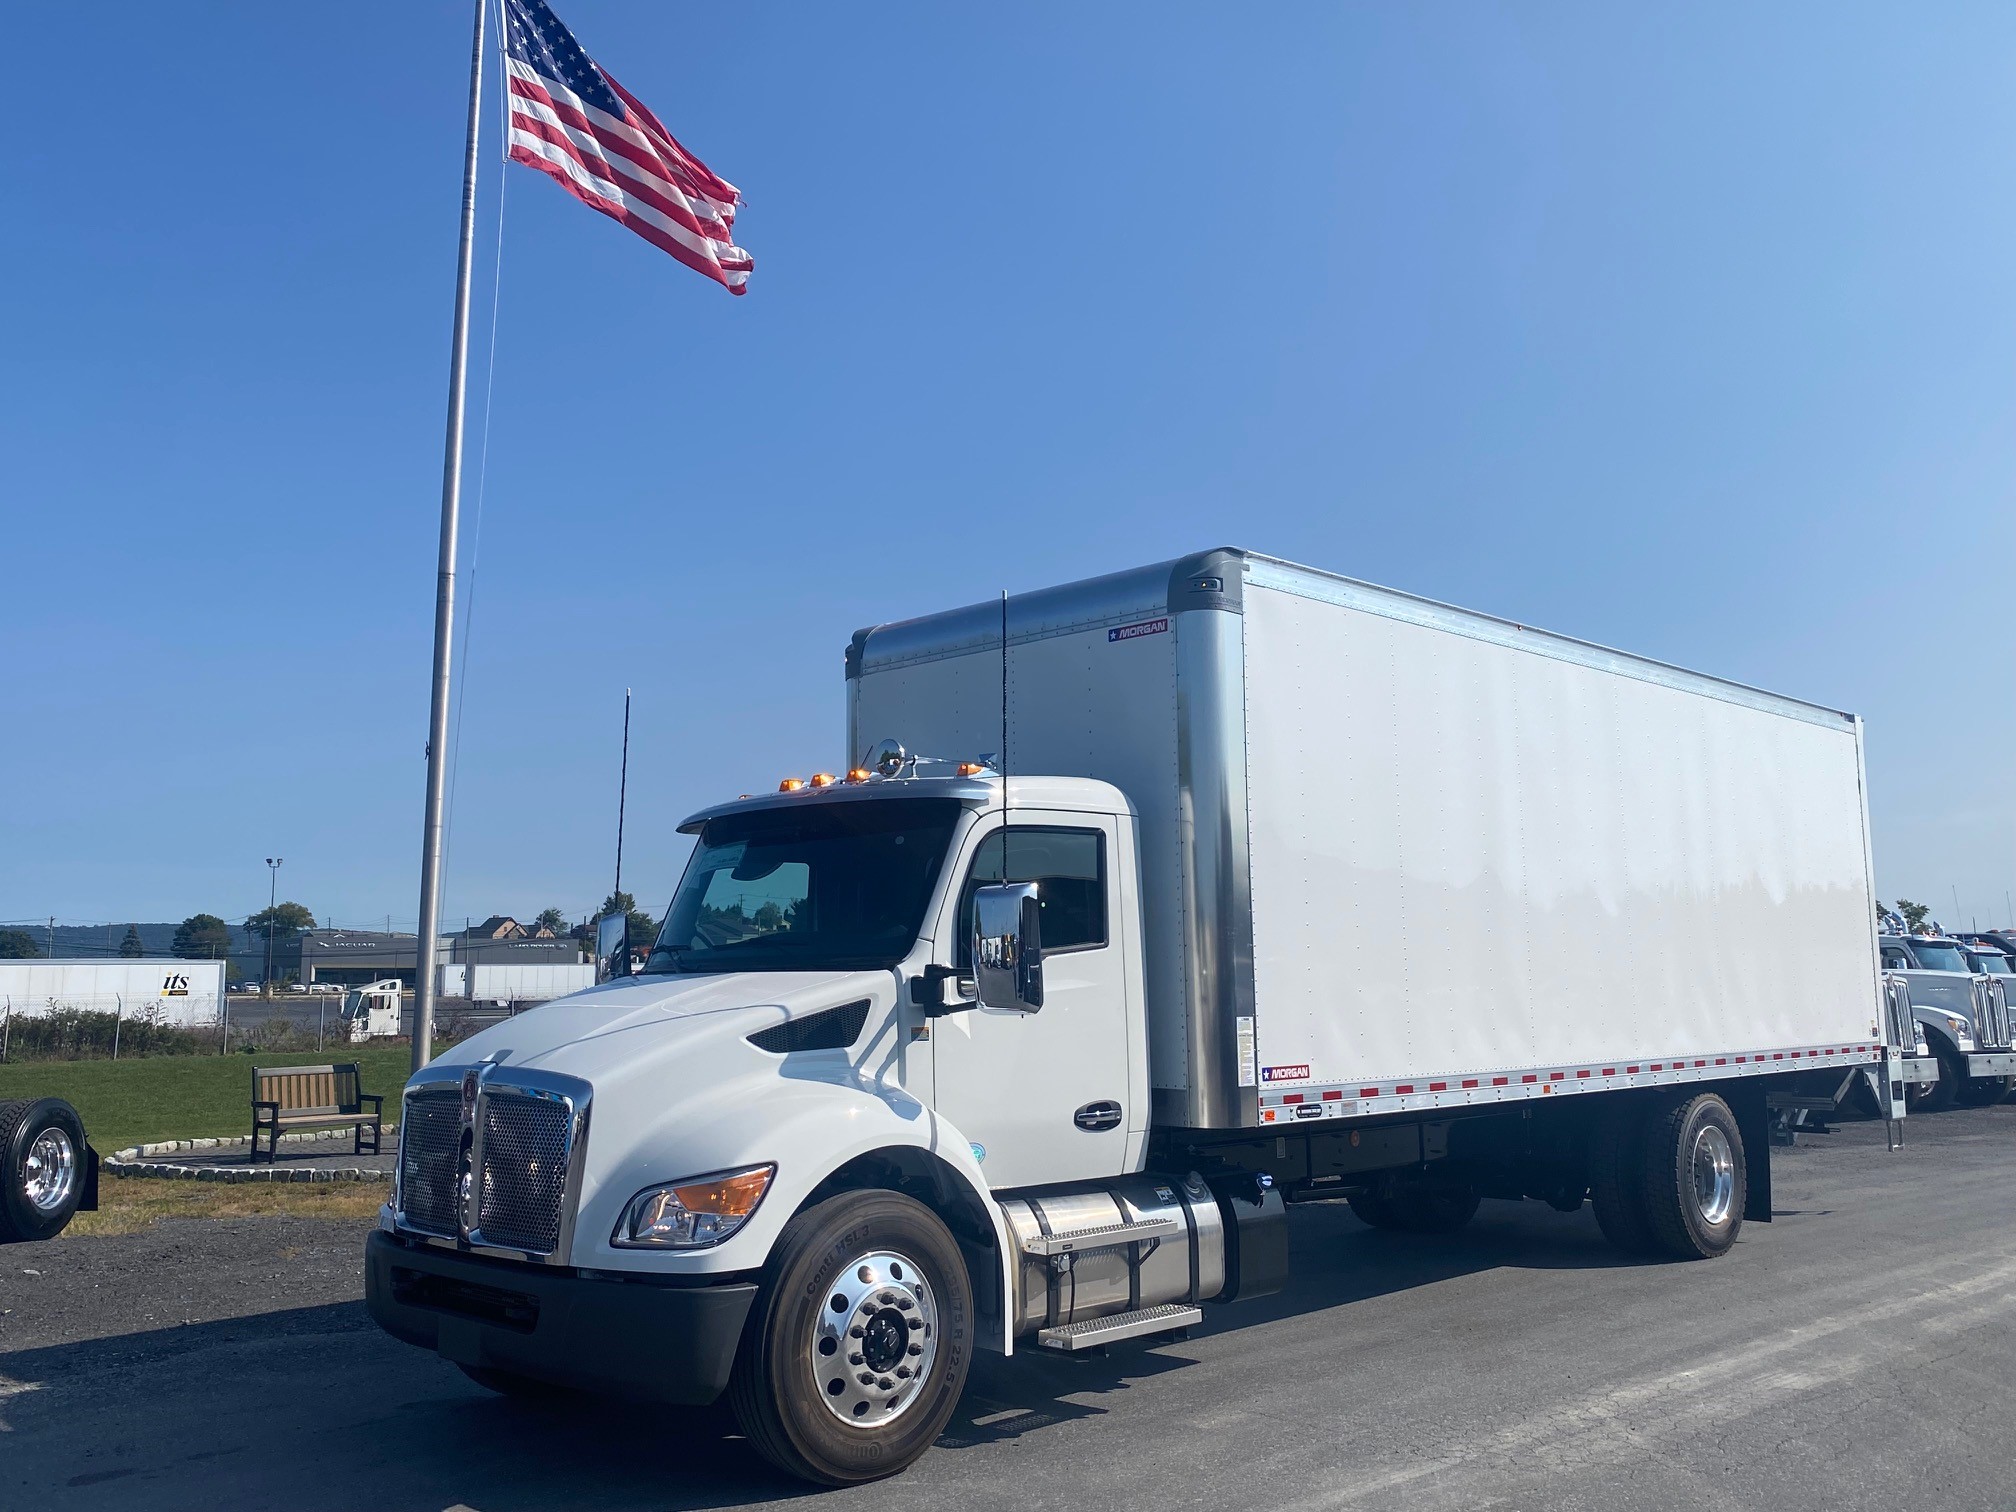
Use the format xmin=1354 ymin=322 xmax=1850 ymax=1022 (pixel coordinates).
xmin=250 ymin=1063 xmax=383 ymax=1164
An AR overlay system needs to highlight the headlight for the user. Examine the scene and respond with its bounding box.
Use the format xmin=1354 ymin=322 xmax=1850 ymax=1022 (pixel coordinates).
xmin=613 ymin=1164 xmax=775 ymax=1249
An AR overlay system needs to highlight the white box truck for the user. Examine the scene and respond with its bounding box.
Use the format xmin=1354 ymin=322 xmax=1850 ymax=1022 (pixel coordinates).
xmin=367 ymin=549 xmax=1900 ymax=1485
xmin=0 ymin=960 xmax=224 ymax=1029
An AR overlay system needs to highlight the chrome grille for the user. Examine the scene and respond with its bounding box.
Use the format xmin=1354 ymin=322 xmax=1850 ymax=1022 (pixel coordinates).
xmin=1882 ymin=974 xmax=1918 ymax=1054
xmin=474 ymin=1092 xmax=573 ymax=1255
xmin=398 ymin=1089 xmax=464 ymax=1238
xmin=1974 ymin=977 xmax=2011 ymax=1050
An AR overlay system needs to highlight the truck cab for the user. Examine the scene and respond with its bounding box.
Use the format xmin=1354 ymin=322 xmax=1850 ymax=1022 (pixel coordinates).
xmin=1876 ymin=934 xmax=2014 ymax=1108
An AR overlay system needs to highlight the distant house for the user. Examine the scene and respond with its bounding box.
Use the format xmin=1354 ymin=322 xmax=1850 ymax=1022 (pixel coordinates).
xmin=464 ymin=915 xmax=524 ymax=940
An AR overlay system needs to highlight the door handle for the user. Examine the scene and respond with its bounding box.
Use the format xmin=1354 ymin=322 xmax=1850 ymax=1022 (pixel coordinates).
xmin=1073 ymin=1100 xmax=1122 ymax=1132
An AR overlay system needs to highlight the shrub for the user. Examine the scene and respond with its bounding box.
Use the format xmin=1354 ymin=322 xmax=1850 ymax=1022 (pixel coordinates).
xmin=0 ymin=1007 xmax=207 ymax=1062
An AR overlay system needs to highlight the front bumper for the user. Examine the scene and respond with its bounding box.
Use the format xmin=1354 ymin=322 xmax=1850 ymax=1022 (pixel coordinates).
xmin=1900 ymin=1055 xmax=1941 ymax=1086
xmin=365 ymin=1230 xmax=758 ymax=1405
xmin=1965 ymin=1051 xmax=2016 ymax=1079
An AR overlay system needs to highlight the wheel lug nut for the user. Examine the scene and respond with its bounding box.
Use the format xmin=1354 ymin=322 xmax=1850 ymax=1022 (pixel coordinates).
xmin=907 ymin=1342 xmax=923 ymax=1355
xmin=907 ymin=1317 xmax=923 ymax=1330
xmin=897 ymin=1298 xmax=914 ymax=1311
xmin=848 ymin=1353 xmax=863 ymax=1365
xmin=896 ymin=1366 xmax=911 ymax=1379
xmin=849 ymin=1326 xmax=864 ymax=1338
xmin=857 ymin=1372 xmax=875 ymax=1385
xmin=877 ymin=1377 xmax=895 ymax=1390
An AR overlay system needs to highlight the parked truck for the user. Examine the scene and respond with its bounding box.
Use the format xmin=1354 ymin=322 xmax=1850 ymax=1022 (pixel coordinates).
xmin=1876 ymin=933 xmax=2014 ymax=1109
xmin=366 ymin=549 xmax=1898 ymax=1485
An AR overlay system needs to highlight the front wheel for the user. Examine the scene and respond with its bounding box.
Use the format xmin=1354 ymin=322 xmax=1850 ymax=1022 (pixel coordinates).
xmin=1911 ymin=1044 xmax=1964 ymax=1114
xmin=728 ymin=1190 xmax=973 ymax=1486
xmin=0 ymin=1098 xmax=88 ymax=1243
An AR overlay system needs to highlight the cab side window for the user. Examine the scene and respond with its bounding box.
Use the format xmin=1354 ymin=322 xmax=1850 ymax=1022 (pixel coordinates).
xmin=1881 ymin=946 xmax=1913 ymax=970
xmin=956 ymin=827 xmax=1106 ymax=965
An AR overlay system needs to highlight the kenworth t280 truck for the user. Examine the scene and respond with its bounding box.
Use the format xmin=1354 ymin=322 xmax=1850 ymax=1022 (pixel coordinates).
xmin=366 ymin=549 xmax=1899 ymax=1484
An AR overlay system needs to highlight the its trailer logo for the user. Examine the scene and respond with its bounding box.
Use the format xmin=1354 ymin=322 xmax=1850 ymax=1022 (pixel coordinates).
xmin=1107 ymin=618 xmax=1168 ymax=643
xmin=1261 ymin=1064 xmax=1310 ymax=1083
xmin=160 ymin=974 xmax=190 ymax=996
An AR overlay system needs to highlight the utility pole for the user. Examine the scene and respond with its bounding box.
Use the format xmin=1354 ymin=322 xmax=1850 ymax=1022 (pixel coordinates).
xmin=47 ymin=917 xmax=54 ymax=958
xmin=264 ymin=858 xmax=283 ymax=999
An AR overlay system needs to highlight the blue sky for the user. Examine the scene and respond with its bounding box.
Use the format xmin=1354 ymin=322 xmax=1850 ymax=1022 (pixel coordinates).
xmin=4 ymin=3 xmax=2011 ymax=934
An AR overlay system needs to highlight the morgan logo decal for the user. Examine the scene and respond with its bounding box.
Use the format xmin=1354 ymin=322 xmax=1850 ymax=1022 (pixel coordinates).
xmin=1261 ymin=1064 xmax=1311 ymax=1083
xmin=1107 ymin=618 xmax=1169 ymax=643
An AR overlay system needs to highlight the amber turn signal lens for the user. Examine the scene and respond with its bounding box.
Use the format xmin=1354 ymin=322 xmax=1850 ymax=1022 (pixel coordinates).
xmin=956 ymin=761 xmax=990 ymax=776
xmin=809 ymin=772 xmax=837 ymax=787
xmin=778 ymin=777 xmax=806 ymax=792
xmin=670 ymin=1166 xmax=774 ymax=1218
xmin=845 ymin=768 xmax=872 ymax=783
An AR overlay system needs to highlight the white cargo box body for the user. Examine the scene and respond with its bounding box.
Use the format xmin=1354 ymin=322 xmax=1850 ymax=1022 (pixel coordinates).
xmin=0 ymin=960 xmax=225 ymax=1028
xmin=468 ymin=962 xmax=593 ymax=1004
xmin=848 ymin=549 xmax=1885 ymax=1131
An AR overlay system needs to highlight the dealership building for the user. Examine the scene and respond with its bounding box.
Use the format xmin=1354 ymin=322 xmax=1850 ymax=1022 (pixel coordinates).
xmin=276 ymin=923 xmax=583 ymax=989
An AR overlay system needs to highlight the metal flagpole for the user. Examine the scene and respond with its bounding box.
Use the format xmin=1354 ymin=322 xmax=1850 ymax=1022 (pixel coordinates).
xmin=614 ymin=688 xmax=632 ymax=903
xmin=413 ymin=0 xmax=489 ymax=1073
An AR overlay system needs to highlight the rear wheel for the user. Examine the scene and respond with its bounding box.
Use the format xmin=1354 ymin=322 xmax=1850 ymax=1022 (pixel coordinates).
xmin=1638 ymin=1092 xmax=1745 ymax=1260
xmin=0 ymin=1099 xmax=88 ymax=1244
xmin=728 ymin=1190 xmax=972 ymax=1486
xmin=1588 ymin=1103 xmax=1657 ymax=1256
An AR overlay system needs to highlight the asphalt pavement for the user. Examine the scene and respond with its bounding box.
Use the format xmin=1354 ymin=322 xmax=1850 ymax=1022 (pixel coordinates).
xmin=3 ymin=1103 xmax=2015 ymax=1512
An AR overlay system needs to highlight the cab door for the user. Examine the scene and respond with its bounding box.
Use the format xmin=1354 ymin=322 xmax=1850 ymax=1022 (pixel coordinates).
xmin=928 ymin=814 xmax=1133 ymax=1190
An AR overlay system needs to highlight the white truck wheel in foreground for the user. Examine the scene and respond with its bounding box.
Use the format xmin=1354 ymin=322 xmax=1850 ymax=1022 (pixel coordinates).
xmin=728 ymin=1190 xmax=973 ymax=1486
xmin=0 ymin=1097 xmax=89 ymax=1243
xmin=1639 ymin=1093 xmax=1746 ymax=1260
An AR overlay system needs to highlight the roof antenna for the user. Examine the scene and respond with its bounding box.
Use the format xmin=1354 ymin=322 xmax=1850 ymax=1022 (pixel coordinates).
xmin=999 ymin=590 xmax=1011 ymax=829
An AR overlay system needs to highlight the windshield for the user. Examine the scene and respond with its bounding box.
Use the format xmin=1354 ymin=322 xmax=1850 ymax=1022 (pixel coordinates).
xmin=1967 ymin=951 xmax=2014 ymax=976
xmin=1908 ymin=941 xmax=1971 ymax=972
xmin=646 ymin=797 xmax=963 ymax=974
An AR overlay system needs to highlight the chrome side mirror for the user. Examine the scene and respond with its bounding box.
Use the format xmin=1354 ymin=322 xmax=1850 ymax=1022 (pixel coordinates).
xmin=972 ymin=882 xmax=1044 ymax=1013
xmin=595 ymin=912 xmax=630 ymax=983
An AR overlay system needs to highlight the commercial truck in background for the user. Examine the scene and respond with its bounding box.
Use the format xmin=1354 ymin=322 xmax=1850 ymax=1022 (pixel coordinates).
xmin=367 ymin=549 xmax=1901 ymax=1485
xmin=1877 ymin=933 xmax=2015 ymax=1110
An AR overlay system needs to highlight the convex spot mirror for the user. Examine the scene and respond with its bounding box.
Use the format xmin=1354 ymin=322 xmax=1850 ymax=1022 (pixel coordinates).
xmin=972 ymin=882 xmax=1044 ymax=1013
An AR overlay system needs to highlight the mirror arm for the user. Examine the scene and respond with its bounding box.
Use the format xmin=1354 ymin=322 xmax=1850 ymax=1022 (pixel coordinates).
xmin=911 ymin=964 xmax=968 ymax=1018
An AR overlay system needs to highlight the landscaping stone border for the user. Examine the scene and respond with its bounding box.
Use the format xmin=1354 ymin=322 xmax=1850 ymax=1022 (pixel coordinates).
xmin=104 ymin=1124 xmax=399 ymax=1184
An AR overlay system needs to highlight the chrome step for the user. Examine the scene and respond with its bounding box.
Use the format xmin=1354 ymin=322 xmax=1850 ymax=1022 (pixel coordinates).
xmin=1037 ymin=1303 xmax=1203 ymax=1352
xmin=1019 ymin=1215 xmax=1184 ymax=1257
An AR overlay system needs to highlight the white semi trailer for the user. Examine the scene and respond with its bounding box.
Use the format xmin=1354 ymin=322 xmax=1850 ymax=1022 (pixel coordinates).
xmin=0 ymin=960 xmax=224 ymax=1028
xmin=367 ymin=549 xmax=1899 ymax=1485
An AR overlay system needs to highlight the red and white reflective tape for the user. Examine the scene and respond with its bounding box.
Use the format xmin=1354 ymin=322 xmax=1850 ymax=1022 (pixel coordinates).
xmin=1256 ymin=1042 xmax=1885 ymax=1124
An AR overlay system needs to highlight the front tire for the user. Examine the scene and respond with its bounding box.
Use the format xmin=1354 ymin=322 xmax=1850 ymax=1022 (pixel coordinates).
xmin=1912 ymin=1044 xmax=1964 ymax=1114
xmin=0 ymin=1098 xmax=88 ymax=1243
xmin=728 ymin=1190 xmax=973 ymax=1486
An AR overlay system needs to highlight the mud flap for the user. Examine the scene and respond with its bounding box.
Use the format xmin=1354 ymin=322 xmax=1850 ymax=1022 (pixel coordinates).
xmin=1727 ymin=1083 xmax=1772 ymax=1223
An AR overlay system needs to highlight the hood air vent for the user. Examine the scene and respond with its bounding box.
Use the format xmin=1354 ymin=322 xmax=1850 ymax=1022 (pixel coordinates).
xmin=749 ymin=999 xmax=871 ymax=1055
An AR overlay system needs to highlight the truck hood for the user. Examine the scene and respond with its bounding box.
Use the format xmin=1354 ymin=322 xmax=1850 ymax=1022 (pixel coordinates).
xmin=424 ymin=968 xmax=891 ymax=1075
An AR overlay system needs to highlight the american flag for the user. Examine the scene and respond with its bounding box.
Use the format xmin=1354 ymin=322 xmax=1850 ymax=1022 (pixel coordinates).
xmin=502 ymin=0 xmax=752 ymax=294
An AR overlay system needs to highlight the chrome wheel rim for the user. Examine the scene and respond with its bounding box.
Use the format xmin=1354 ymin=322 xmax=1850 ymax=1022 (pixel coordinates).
xmin=23 ymin=1128 xmax=77 ymax=1214
xmin=808 ymin=1248 xmax=938 ymax=1429
xmin=1692 ymin=1124 xmax=1735 ymax=1227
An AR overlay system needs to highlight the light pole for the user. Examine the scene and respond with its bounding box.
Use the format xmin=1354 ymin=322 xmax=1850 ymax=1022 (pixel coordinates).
xmin=264 ymin=857 xmax=283 ymax=1000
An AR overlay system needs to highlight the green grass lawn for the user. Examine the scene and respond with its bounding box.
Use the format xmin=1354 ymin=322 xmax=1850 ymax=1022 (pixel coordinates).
xmin=0 ymin=1045 xmax=435 ymax=1153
